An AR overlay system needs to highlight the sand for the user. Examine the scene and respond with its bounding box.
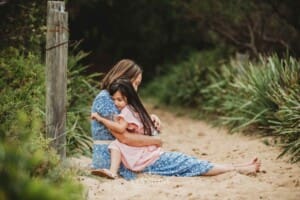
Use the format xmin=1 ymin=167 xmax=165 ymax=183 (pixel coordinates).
xmin=70 ymin=104 xmax=300 ymax=200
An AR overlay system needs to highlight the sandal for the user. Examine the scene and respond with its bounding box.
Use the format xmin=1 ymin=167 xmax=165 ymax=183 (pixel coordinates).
xmin=91 ymin=168 xmax=117 ymax=179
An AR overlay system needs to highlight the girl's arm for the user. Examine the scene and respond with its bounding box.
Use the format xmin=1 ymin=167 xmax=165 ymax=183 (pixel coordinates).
xmin=91 ymin=112 xmax=127 ymax=134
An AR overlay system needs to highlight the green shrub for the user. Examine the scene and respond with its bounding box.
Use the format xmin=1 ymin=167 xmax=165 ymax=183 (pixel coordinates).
xmin=0 ymin=111 xmax=83 ymax=200
xmin=0 ymin=49 xmax=84 ymax=199
xmin=206 ymin=55 xmax=300 ymax=162
xmin=145 ymin=51 xmax=300 ymax=162
xmin=0 ymin=45 xmax=99 ymax=156
xmin=66 ymin=46 xmax=101 ymax=155
xmin=267 ymin=57 xmax=300 ymax=162
xmin=143 ymin=49 xmax=228 ymax=108
xmin=0 ymin=48 xmax=45 ymax=137
xmin=212 ymin=56 xmax=280 ymax=132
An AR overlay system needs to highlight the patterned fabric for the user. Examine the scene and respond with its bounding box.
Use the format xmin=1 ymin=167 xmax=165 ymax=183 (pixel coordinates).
xmin=91 ymin=90 xmax=119 ymax=140
xmin=91 ymin=90 xmax=214 ymax=180
xmin=143 ymin=152 xmax=213 ymax=177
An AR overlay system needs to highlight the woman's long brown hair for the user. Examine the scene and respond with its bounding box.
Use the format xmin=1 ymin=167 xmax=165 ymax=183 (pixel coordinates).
xmin=101 ymin=59 xmax=142 ymax=90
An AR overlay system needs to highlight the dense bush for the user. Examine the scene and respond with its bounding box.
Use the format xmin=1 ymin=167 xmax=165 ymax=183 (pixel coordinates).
xmin=0 ymin=46 xmax=98 ymax=155
xmin=0 ymin=49 xmax=84 ymax=199
xmin=144 ymin=52 xmax=300 ymax=162
xmin=142 ymin=49 xmax=229 ymax=108
xmin=0 ymin=110 xmax=84 ymax=200
xmin=0 ymin=44 xmax=104 ymax=197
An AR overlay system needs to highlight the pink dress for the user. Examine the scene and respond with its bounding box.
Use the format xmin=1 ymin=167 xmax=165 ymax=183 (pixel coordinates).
xmin=108 ymin=106 xmax=163 ymax=172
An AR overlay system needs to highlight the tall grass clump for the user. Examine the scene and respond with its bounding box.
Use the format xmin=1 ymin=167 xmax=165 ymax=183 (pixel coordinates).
xmin=267 ymin=57 xmax=300 ymax=162
xmin=215 ymin=55 xmax=300 ymax=162
xmin=145 ymin=52 xmax=300 ymax=162
xmin=66 ymin=46 xmax=101 ymax=155
xmin=212 ymin=56 xmax=281 ymax=132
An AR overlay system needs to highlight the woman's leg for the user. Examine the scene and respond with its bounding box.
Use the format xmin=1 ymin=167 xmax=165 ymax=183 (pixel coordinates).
xmin=202 ymin=164 xmax=234 ymax=176
xmin=203 ymin=158 xmax=261 ymax=176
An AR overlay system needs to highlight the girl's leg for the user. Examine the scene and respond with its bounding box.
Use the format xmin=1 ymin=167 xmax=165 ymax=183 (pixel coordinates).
xmin=91 ymin=149 xmax=121 ymax=179
xmin=109 ymin=149 xmax=121 ymax=176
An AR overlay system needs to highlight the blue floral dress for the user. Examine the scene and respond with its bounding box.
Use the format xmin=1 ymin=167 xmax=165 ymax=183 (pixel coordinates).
xmin=91 ymin=90 xmax=213 ymax=180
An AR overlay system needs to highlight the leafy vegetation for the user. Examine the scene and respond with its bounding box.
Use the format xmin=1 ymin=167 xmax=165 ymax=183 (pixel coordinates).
xmin=0 ymin=49 xmax=85 ymax=199
xmin=66 ymin=45 xmax=101 ymax=155
xmin=144 ymin=52 xmax=300 ymax=162
xmin=0 ymin=2 xmax=100 ymax=197
xmin=0 ymin=1 xmax=46 ymax=53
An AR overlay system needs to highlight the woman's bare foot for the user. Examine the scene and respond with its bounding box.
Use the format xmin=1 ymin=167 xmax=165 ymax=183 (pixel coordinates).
xmin=255 ymin=159 xmax=261 ymax=172
xmin=233 ymin=157 xmax=258 ymax=168
xmin=91 ymin=168 xmax=117 ymax=179
xmin=236 ymin=160 xmax=261 ymax=175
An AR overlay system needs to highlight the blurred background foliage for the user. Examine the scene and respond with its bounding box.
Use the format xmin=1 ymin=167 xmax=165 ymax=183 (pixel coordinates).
xmin=1 ymin=0 xmax=299 ymax=80
xmin=66 ymin=0 xmax=300 ymax=80
xmin=0 ymin=0 xmax=299 ymax=197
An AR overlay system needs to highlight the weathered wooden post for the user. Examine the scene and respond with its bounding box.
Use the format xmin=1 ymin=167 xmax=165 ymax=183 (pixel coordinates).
xmin=45 ymin=1 xmax=68 ymax=159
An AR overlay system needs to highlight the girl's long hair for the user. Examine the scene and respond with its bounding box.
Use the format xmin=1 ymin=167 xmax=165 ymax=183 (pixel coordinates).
xmin=109 ymin=79 xmax=155 ymax=136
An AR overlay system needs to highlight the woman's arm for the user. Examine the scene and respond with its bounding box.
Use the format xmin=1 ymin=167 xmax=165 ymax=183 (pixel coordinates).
xmin=110 ymin=130 xmax=163 ymax=147
xmin=91 ymin=112 xmax=127 ymax=134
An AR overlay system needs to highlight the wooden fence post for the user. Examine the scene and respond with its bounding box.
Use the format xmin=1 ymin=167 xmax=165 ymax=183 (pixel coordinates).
xmin=45 ymin=1 xmax=68 ymax=159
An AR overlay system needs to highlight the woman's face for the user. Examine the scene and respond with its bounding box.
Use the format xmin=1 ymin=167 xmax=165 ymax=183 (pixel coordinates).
xmin=131 ymin=73 xmax=142 ymax=91
xmin=112 ymin=91 xmax=127 ymax=110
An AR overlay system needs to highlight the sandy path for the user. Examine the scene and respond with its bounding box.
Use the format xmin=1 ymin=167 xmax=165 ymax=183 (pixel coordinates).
xmin=70 ymin=104 xmax=300 ymax=200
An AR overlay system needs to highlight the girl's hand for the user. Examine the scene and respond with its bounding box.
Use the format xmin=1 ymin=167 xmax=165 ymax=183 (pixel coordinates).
xmin=150 ymin=114 xmax=162 ymax=132
xmin=91 ymin=112 xmax=100 ymax=121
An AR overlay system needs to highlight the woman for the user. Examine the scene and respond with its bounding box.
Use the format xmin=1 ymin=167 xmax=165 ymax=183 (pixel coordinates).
xmin=91 ymin=59 xmax=261 ymax=180
xmin=91 ymin=59 xmax=162 ymax=180
xmin=91 ymin=78 xmax=163 ymax=179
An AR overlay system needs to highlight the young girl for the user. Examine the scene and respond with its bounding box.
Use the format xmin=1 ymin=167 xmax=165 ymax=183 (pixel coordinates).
xmin=91 ymin=78 xmax=162 ymax=178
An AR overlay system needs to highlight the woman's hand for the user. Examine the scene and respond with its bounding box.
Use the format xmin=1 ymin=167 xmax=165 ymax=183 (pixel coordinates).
xmin=150 ymin=114 xmax=162 ymax=132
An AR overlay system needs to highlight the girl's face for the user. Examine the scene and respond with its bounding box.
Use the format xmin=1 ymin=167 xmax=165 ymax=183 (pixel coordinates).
xmin=131 ymin=73 xmax=142 ymax=91
xmin=112 ymin=90 xmax=127 ymax=110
